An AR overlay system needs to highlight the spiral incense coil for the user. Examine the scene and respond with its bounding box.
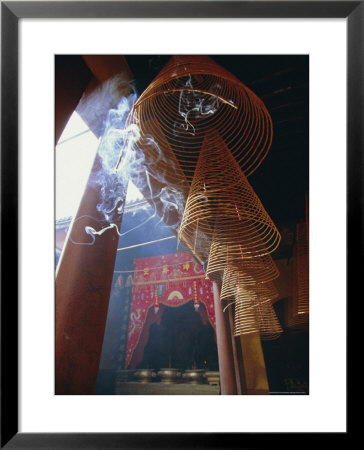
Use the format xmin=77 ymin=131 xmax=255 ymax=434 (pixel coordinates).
xmin=233 ymin=283 xmax=280 ymax=337
xmin=176 ymin=227 xmax=211 ymax=266
xmin=220 ymin=267 xmax=256 ymax=300
xmin=136 ymin=119 xmax=189 ymax=197
xmin=294 ymin=222 xmax=309 ymax=316
xmin=220 ymin=265 xmax=278 ymax=300
xmin=178 ymin=131 xmax=281 ymax=274
xmin=249 ymin=281 xmax=279 ymax=305
xmin=233 ymin=289 xmax=260 ymax=336
xmin=257 ymin=301 xmax=283 ymax=340
xmin=206 ymin=231 xmax=280 ymax=280
xmin=220 ymin=259 xmax=280 ymax=300
xmin=287 ymin=221 xmax=309 ymax=328
xmin=124 ymin=55 xmax=273 ymax=181
xmin=206 ymin=234 xmax=281 ymax=281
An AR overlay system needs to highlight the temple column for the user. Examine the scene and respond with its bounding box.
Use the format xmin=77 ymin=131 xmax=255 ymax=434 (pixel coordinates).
xmin=212 ymin=281 xmax=237 ymax=394
xmin=55 ymin=56 xmax=133 ymax=394
xmin=239 ymin=333 xmax=270 ymax=395
xmin=55 ymin=156 xmax=126 ymax=394
xmin=227 ymin=306 xmax=243 ymax=394
xmin=55 ymin=56 xmax=92 ymax=144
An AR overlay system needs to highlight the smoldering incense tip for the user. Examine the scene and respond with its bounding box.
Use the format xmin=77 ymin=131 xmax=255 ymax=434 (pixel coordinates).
xmin=114 ymin=157 xmax=122 ymax=173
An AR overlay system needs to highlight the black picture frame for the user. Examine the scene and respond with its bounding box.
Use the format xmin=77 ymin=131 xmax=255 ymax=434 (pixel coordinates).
xmin=1 ymin=1 xmax=355 ymax=448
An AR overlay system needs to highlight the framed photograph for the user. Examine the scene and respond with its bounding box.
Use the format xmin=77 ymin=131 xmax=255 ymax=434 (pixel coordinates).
xmin=1 ymin=1 xmax=355 ymax=448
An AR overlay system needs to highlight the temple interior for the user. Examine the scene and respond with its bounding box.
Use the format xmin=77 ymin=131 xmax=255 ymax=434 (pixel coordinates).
xmin=55 ymin=55 xmax=309 ymax=395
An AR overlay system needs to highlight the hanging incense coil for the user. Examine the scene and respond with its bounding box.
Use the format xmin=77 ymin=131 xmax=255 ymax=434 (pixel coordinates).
xmin=178 ymin=131 xmax=281 ymax=271
xmin=248 ymin=281 xmax=279 ymax=305
xmin=206 ymin=227 xmax=280 ymax=280
xmin=220 ymin=259 xmax=280 ymax=300
xmin=294 ymin=221 xmax=309 ymax=316
xmin=287 ymin=221 xmax=309 ymax=328
xmin=125 ymin=55 xmax=273 ymax=182
xmin=256 ymin=301 xmax=283 ymax=340
xmin=233 ymin=283 xmax=281 ymax=338
xmin=135 ymin=119 xmax=189 ymax=196
xmin=255 ymin=283 xmax=282 ymax=340
xmin=233 ymin=290 xmax=260 ymax=336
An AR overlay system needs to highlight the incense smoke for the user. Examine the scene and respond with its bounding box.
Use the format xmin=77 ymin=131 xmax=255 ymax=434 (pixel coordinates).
xmin=174 ymin=75 xmax=221 ymax=136
xmin=70 ymin=76 xmax=187 ymax=245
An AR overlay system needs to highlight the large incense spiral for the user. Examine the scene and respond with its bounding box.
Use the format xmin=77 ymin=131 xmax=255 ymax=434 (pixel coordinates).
xmin=121 ymin=55 xmax=273 ymax=181
xmin=294 ymin=222 xmax=309 ymax=316
xmin=255 ymin=300 xmax=283 ymax=340
xmin=233 ymin=283 xmax=282 ymax=339
xmin=219 ymin=262 xmax=282 ymax=339
xmin=206 ymin=237 xmax=281 ymax=281
xmin=178 ymin=131 xmax=281 ymax=274
xmin=233 ymin=281 xmax=279 ymax=306
xmin=287 ymin=221 xmax=309 ymax=327
xmin=220 ymin=258 xmax=280 ymax=300
xmin=116 ymin=55 xmax=284 ymax=339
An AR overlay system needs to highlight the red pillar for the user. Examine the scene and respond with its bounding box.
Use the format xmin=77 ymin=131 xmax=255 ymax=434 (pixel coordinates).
xmin=55 ymin=156 xmax=125 ymax=394
xmin=55 ymin=55 xmax=133 ymax=394
xmin=212 ymin=281 xmax=237 ymax=394
xmin=55 ymin=56 xmax=92 ymax=144
xmin=239 ymin=333 xmax=270 ymax=395
xmin=227 ymin=306 xmax=242 ymax=394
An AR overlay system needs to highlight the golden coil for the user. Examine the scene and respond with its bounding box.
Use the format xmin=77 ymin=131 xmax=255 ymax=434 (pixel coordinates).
xmin=233 ymin=283 xmax=282 ymax=338
xmin=287 ymin=221 xmax=309 ymax=327
xmin=124 ymin=55 xmax=273 ymax=181
xmin=178 ymin=131 xmax=281 ymax=271
xmin=256 ymin=301 xmax=283 ymax=340
xmin=233 ymin=291 xmax=260 ymax=336
xmin=136 ymin=119 xmax=190 ymax=196
xmin=295 ymin=221 xmax=309 ymax=316
xmin=220 ymin=258 xmax=280 ymax=300
xmin=206 ymin=225 xmax=280 ymax=280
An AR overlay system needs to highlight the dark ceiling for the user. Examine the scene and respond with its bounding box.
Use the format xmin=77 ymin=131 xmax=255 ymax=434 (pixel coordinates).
xmin=124 ymin=55 xmax=309 ymax=226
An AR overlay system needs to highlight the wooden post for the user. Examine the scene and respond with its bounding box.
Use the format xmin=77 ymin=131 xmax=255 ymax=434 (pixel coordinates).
xmin=212 ymin=281 xmax=237 ymax=394
xmin=55 ymin=156 xmax=126 ymax=394
xmin=227 ymin=306 xmax=242 ymax=394
xmin=55 ymin=56 xmax=93 ymax=144
xmin=55 ymin=56 xmax=133 ymax=394
xmin=239 ymin=333 xmax=270 ymax=395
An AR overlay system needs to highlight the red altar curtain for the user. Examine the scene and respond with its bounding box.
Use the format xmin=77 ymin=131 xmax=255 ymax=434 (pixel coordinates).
xmin=125 ymin=252 xmax=216 ymax=368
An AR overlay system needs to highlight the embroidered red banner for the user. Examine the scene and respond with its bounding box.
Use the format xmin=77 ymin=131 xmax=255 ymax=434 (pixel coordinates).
xmin=125 ymin=252 xmax=216 ymax=368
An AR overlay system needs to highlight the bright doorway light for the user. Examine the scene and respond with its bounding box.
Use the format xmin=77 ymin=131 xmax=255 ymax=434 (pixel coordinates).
xmin=56 ymin=112 xmax=99 ymax=220
xmin=56 ymin=112 xmax=146 ymax=221
xmin=125 ymin=180 xmax=144 ymax=203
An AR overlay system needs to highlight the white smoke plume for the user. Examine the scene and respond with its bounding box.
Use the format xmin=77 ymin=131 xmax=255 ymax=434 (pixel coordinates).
xmin=69 ymin=70 xmax=225 ymax=246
